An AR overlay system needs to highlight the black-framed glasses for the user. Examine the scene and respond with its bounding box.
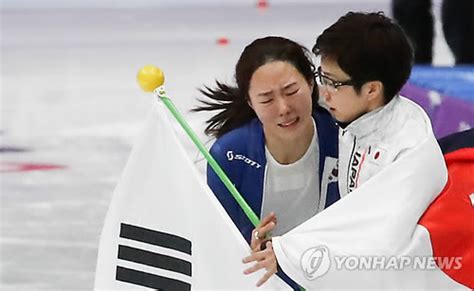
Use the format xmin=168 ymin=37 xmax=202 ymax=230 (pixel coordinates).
xmin=316 ymin=66 xmax=354 ymax=92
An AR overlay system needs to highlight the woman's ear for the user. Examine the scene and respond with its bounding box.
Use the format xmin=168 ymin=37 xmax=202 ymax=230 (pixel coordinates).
xmin=362 ymin=81 xmax=383 ymax=102
xmin=362 ymin=81 xmax=385 ymax=110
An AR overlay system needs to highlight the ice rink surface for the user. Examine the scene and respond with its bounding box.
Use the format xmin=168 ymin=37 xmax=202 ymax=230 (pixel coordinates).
xmin=0 ymin=1 xmax=454 ymax=289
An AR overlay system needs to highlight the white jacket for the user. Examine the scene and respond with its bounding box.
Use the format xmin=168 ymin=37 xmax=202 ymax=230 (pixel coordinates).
xmin=271 ymin=96 xmax=464 ymax=289
xmin=338 ymin=96 xmax=429 ymax=197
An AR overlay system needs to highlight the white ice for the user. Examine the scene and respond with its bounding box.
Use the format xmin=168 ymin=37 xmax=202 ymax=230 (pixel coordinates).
xmin=0 ymin=1 xmax=454 ymax=289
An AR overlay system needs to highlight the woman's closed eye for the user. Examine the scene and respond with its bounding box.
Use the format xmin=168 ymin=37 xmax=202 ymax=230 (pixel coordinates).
xmin=286 ymin=88 xmax=299 ymax=96
xmin=260 ymin=98 xmax=273 ymax=104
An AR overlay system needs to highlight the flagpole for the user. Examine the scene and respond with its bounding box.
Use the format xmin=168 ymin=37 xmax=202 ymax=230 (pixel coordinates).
xmin=159 ymin=93 xmax=260 ymax=227
xmin=136 ymin=65 xmax=260 ymax=227
xmin=137 ymin=65 xmax=306 ymax=291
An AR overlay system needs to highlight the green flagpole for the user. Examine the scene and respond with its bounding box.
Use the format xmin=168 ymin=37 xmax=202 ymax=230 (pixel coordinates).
xmin=158 ymin=93 xmax=260 ymax=227
xmin=161 ymin=92 xmax=308 ymax=291
xmin=136 ymin=65 xmax=259 ymax=227
xmin=137 ymin=66 xmax=304 ymax=291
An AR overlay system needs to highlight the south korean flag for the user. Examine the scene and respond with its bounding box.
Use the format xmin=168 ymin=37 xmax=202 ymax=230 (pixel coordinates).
xmin=94 ymin=103 xmax=291 ymax=290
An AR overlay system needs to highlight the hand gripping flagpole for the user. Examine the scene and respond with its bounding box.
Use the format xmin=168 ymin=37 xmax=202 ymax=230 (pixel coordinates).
xmin=137 ymin=65 xmax=260 ymax=227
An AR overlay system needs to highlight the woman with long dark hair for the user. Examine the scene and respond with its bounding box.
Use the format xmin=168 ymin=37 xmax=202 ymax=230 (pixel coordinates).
xmin=194 ymin=36 xmax=340 ymax=288
xmin=194 ymin=36 xmax=340 ymax=285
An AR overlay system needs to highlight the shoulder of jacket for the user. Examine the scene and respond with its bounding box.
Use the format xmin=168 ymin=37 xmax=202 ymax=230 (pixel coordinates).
xmin=393 ymin=96 xmax=431 ymax=139
xmin=210 ymin=119 xmax=262 ymax=154
xmin=366 ymin=96 xmax=433 ymax=157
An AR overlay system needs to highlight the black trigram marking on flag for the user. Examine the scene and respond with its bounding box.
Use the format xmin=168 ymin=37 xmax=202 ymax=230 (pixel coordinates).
xmin=120 ymin=223 xmax=191 ymax=255
xmin=116 ymin=223 xmax=192 ymax=290
xmin=117 ymin=266 xmax=190 ymax=290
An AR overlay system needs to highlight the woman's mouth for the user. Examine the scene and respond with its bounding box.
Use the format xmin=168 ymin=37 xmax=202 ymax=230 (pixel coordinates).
xmin=278 ymin=117 xmax=299 ymax=127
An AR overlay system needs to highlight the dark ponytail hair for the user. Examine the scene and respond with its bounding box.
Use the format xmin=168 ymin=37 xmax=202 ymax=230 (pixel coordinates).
xmin=193 ymin=36 xmax=318 ymax=138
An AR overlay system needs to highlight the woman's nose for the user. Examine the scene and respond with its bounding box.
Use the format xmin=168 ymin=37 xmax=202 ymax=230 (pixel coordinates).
xmin=319 ymin=85 xmax=331 ymax=102
xmin=277 ymin=98 xmax=291 ymax=116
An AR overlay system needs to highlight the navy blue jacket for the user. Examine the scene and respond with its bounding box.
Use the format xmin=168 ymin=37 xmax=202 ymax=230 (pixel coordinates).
xmin=207 ymin=106 xmax=340 ymax=289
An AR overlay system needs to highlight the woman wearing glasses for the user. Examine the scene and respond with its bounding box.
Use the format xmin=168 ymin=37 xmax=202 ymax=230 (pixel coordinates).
xmin=313 ymin=11 xmax=430 ymax=198
xmin=194 ymin=36 xmax=340 ymax=288
xmin=244 ymin=12 xmax=442 ymax=287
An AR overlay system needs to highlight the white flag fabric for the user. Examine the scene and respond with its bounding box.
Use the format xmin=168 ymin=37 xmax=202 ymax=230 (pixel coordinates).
xmin=272 ymin=118 xmax=468 ymax=289
xmin=94 ymin=102 xmax=291 ymax=290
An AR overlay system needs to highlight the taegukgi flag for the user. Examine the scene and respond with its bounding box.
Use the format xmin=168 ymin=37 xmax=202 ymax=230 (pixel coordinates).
xmin=94 ymin=102 xmax=291 ymax=290
xmin=272 ymin=110 xmax=472 ymax=289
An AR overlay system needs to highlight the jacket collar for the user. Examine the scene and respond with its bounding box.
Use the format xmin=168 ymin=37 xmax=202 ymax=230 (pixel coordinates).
xmin=341 ymin=96 xmax=399 ymax=139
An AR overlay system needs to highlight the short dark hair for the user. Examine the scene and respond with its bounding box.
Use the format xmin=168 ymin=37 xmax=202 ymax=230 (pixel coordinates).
xmin=313 ymin=11 xmax=413 ymax=102
xmin=194 ymin=36 xmax=318 ymax=138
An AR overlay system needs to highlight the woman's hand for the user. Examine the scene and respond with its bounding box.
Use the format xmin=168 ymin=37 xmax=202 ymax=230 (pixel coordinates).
xmin=243 ymin=241 xmax=278 ymax=287
xmin=250 ymin=212 xmax=277 ymax=252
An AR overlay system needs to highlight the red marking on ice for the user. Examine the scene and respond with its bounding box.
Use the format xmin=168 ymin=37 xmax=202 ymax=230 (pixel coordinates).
xmin=257 ymin=0 xmax=269 ymax=9
xmin=216 ymin=37 xmax=229 ymax=46
xmin=0 ymin=162 xmax=66 ymax=173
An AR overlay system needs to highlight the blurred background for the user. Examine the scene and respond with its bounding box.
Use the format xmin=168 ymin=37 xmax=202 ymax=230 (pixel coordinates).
xmin=1 ymin=0 xmax=472 ymax=290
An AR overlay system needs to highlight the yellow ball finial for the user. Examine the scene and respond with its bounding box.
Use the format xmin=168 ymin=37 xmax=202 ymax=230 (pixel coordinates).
xmin=137 ymin=65 xmax=165 ymax=92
